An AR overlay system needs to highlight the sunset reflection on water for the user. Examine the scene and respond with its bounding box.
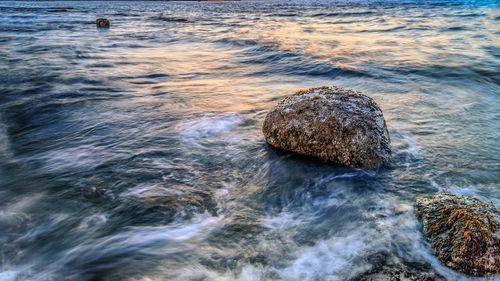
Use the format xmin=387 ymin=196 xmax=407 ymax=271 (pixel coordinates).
xmin=0 ymin=1 xmax=498 ymax=280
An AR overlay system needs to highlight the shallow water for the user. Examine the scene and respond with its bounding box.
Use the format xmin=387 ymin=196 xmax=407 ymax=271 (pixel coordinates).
xmin=0 ymin=0 xmax=499 ymax=280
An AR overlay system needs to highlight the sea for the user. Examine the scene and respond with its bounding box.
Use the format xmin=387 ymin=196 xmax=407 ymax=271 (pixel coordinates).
xmin=0 ymin=1 xmax=498 ymax=280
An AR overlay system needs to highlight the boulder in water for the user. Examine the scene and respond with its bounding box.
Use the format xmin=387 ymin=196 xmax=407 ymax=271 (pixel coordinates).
xmin=415 ymin=193 xmax=500 ymax=277
xmin=96 ymin=18 xmax=110 ymax=28
xmin=262 ymin=86 xmax=391 ymax=169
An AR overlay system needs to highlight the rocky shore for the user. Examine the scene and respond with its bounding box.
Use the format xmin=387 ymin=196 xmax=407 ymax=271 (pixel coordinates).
xmin=262 ymin=86 xmax=499 ymax=278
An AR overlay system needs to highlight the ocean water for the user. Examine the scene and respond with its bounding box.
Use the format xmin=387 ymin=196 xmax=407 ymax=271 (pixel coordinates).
xmin=0 ymin=0 xmax=499 ymax=280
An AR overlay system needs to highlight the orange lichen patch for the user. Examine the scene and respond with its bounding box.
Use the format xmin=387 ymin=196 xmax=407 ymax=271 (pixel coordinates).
xmin=428 ymin=221 xmax=441 ymax=236
xmin=487 ymin=214 xmax=497 ymax=229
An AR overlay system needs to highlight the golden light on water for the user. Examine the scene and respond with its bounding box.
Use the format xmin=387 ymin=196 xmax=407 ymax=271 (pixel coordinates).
xmin=1 ymin=2 xmax=498 ymax=279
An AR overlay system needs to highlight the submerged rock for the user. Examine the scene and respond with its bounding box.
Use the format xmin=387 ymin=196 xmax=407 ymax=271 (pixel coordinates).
xmin=209 ymin=208 xmax=267 ymax=245
xmin=415 ymin=193 xmax=500 ymax=277
xmin=96 ymin=18 xmax=110 ymax=28
xmin=262 ymin=86 xmax=391 ymax=169
xmin=355 ymin=252 xmax=444 ymax=281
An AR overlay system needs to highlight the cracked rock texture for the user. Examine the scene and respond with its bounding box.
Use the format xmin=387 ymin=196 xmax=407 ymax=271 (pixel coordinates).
xmin=415 ymin=193 xmax=500 ymax=277
xmin=262 ymin=86 xmax=391 ymax=169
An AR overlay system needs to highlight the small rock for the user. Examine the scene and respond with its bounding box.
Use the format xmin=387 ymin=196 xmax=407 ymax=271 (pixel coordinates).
xmin=415 ymin=193 xmax=500 ymax=277
xmin=96 ymin=18 xmax=110 ymax=28
xmin=262 ymin=86 xmax=391 ymax=169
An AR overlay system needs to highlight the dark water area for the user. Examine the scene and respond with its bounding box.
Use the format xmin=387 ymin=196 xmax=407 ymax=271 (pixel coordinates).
xmin=0 ymin=0 xmax=499 ymax=280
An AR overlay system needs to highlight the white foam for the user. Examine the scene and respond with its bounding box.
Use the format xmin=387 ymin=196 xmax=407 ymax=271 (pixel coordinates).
xmin=398 ymin=131 xmax=420 ymax=157
xmin=238 ymin=266 xmax=264 ymax=281
xmin=66 ymin=213 xmax=220 ymax=258
xmin=430 ymin=182 xmax=500 ymax=207
xmin=125 ymin=214 xmax=219 ymax=244
xmin=268 ymin=195 xmax=444 ymax=281
xmin=280 ymin=231 xmax=371 ymax=281
xmin=0 ymin=193 xmax=45 ymax=228
xmin=177 ymin=113 xmax=242 ymax=139
xmin=429 ymin=179 xmax=442 ymax=191
xmin=0 ymin=116 xmax=11 ymax=158
xmin=262 ymin=173 xmax=364 ymax=229
xmin=267 ymin=195 xmax=385 ymax=280
xmin=77 ymin=213 xmax=107 ymax=230
xmin=262 ymin=211 xmax=297 ymax=229
xmin=390 ymin=126 xmax=421 ymax=164
xmin=123 ymin=183 xmax=181 ymax=198
xmin=35 ymin=145 xmax=106 ymax=173
xmin=5 ymin=193 xmax=44 ymax=213
xmin=0 ymin=265 xmax=53 ymax=281
xmin=448 ymin=186 xmax=477 ymax=196
xmin=0 ymin=270 xmax=19 ymax=281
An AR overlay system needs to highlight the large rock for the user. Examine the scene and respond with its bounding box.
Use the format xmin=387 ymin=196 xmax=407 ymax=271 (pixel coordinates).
xmin=262 ymin=86 xmax=391 ymax=169
xmin=415 ymin=193 xmax=500 ymax=277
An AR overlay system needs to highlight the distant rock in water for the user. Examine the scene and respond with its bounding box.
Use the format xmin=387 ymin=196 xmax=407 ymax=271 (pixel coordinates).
xmin=415 ymin=193 xmax=500 ymax=277
xmin=96 ymin=18 xmax=110 ymax=28
xmin=262 ymin=86 xmax=391 ymax=169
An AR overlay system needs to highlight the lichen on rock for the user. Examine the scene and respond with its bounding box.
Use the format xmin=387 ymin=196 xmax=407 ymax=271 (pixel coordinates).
xmin=262 ymin=86 xmax=391 ymax=169
xmin=415 ymin=193 xmax=500 ymax=277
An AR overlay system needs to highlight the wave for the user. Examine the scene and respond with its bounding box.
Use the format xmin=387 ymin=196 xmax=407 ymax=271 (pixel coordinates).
xmin=150 ymin=15 xmax=191 ymax=23
xmin=0 ymin=6 xmax=76 ymax=13
xmin=72 ymin=215 xmax=217 ymax=262
xmin=357 ymin=25 xmax=406 ymax=33
xmin=281 ymin=231 xmax=371 ymax=280
xmin=381 ymin=64 xmax=500 ymax=84
xmin=311 ymin=10 xmax=375 ymax=17
xmin=443 ymin=12 xmax=485 ymax=18
xmin=271 ymin=12 xmax=300 ymax=17
xmin=46 ymin=8 xmax=74 ymax=13
xmin=0 ymin=115 xmax=11 ymax=159
xmin=176 ymin=113 xmax=243 ymax=139
xmin=391 ymin=129 xmax=421 ymax=162
xmin=215 ymin=38 xmax=372 ymax=78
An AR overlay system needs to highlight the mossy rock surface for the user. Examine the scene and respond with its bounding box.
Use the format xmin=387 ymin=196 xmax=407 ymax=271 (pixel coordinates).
xmin=415 ymin=193 xmax=500 ymax=277
xmin=262 ymin=86 xmax=391 ymax=169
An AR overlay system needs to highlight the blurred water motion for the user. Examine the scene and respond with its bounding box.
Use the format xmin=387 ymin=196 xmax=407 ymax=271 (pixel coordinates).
xmin=0 ymin=1 xmax=498 ymax=280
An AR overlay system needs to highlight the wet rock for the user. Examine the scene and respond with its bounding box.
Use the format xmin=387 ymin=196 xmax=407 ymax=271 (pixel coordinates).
xmin=355 ymin=252 xmax=444 ymax=281
xmin=415 ymin=193 xmax=500 ymax=277
xmin=96 ymin=18 xmax=110 ymax=28
xmin=262 ymin=86 xmax=391 ymax=169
